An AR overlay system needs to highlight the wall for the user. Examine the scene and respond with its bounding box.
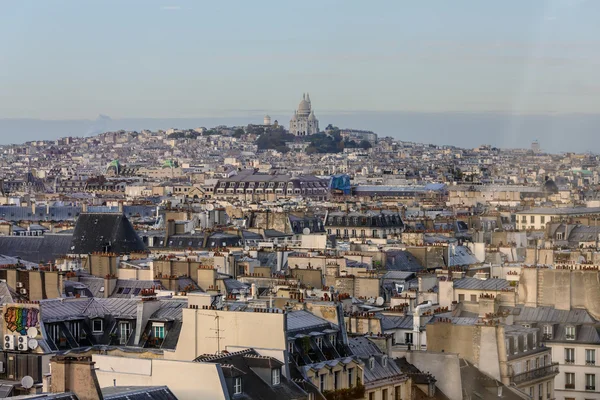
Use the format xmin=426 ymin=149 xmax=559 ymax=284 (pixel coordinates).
xmin=394 ymin=350 xmax=463 ymax=400
xmin=518 ymin=268 xmax=600 ymax=320
xmin=426 ymin=322 xmax=504 ymax=383
xmin=93 ymin=355 xmax=228 ymax=400
xmin=290 ymin=268 xmax=322 ymax=288
xmin=170 ymin=308 xmax=286 ymax=361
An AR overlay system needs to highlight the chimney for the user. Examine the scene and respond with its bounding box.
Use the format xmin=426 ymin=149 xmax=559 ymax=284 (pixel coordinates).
xmin=165 ymin=219 xmax=175 ymax=244
xmin=49 ymin=356 xmax=103 ymax=400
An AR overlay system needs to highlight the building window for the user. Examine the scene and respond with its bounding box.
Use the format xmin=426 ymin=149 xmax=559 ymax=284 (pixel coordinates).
xmin=565 ymin=325 xmax=576 ymax=340
xmin=49 ymin=324 xmax=61 ymax=343
xmin=546 ymin=381 xmax=551 ymax=399
xmin=68 ymin=321 xmax=80 ymax=339
xmin=565 ymin=348 xmax=575 ymax=364
xmin=383 ymin=389 xmax=388 ymax=400
xmin=586 ymin=349 xmax=596 ymax=365
xmin=382 ymin=355 xmax=388 ymax=367
xmin=119 ymin=322 xmax=131 ymax=345
xmin=92 ymin=319 xmax=103 ymax=333
xmin=523 ymin=334 xmax=528 ymax=351
xmin=333 ymin=370 xmax=340 ymax=390
xmin=565 ymin=372 xmax=575 ymax=389
xmin=405 ymin=332 xmax=413 ymax=345
xmin=372 ymin=230 xmax=378 ymax=238
xmin=530 ymin=215 xmax=535 ymax=224
xmin=458 ymin=294 xmax=465 ymax=302
xmin=369 ymin=392 xmax=375 ymax=400
xmin=329 ymin=334 xmax=337 ymax=348
xmin=348 ymin=368 xmax=354 ymax=388
xmin=288 ymin=341 xmax=294 ymax=353
xmin=369 ymin=357 xmax=375 ymax=370
xmin=586 ymin=374 xmax=596 ymax=391
xmin=234 ymin=377 xmax=242 ymax=394
xmin=153 ymin=323 xmax=165 ymax=339
xmin=532 ymin=332 xmax=537 ymax=348
xmin=272 ymin=368 xmax=281 ymax=386
xmin=470 ymin=294 xmax=477 ymax=302
xmin=521 ymin=216 xmax=527 ymax=223
xmin=315 ymin=336 xmax=323 ymax=349
xmin=394 ymin=386 xmax=402 ymax=400
xmin=538 ymin=383 xmax=542 ymax=400
xmin=543 ymin=325 xmax=552 ymax=340
xmin=540 ymin=216 xmax=545 ymax=224
xmin=319 ymin=374 xmax=326 ymax=392
xmin=513 ymin=337 xmax=518 ymax=354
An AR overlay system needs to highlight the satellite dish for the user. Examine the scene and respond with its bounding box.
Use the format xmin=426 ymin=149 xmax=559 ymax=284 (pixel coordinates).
xmin=27 ymin=338 xmax=39 ymax=350
xmin=375 ymin=297 xmax=384 ymax=306
xmin=21 ymin=376 xmax=34 ymax=389
xmin=206 ymin=204 xmax=215 ymax=211
xmin=302 ymin=227 xmax=311 ymax=235
xmin=244 ymin=246 xmax=250 ymax=252
xmin=367 ymin=298 xmax=375 ymax=304
xmin=27 ymin=327 xmax=38 ymax=338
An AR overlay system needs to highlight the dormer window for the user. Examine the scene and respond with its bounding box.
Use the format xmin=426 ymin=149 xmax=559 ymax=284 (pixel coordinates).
xmin=152 ymin=323 xmax=165 ymax=339
xmin=315 ymin=336 xmax=323 ymax=349
xmin=382 ymin=355 xmax=388 ymax=367
xmin=329 ymin=334 xmax=337 ymax=347
xmin=234 ymin=377 xmax=242 ymax=395
xmin=369 ymin=357 xmax=375 ymax=370
xmin=523 ymin=334 xmax=528 ymax=351
xmin=92 ymin=319 xmax=103 ymax=333
xmin=566 ymin=325 xmax=576 ymax=340
xmin=271 ymin=368 xmax=281 ymax=385
xmin=543 ymin=325 xmax=553 ymax=340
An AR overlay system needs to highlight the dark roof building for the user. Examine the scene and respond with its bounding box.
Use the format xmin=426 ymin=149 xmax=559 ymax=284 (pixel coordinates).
xmin=195 ymin=349 xmax=308 ymax=400
xmin=70 ymin=213 xmax=146 ymax=254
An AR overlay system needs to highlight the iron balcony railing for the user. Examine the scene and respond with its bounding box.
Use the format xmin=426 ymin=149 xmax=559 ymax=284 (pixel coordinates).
xmin=511 ymin=363 xmax=559 ymax=385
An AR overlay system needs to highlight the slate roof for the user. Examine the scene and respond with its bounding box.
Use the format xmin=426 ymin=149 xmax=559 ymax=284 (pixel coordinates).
xmin=348 ymin=337 xmax=406 ymax=386
xmin=380 ymin=315 xmax=434 ymax=331
xmin=40 ymin=298 xmax=139 ymax=322
xmin=112 ymin=280 xmax=165 ymax=298
xmin=0 ymin=234 xmax=73 ymax=263
xmin=77 ymin=275 xmax=106 ymax=298
xmin=385 ymin=250 xmax=424 ymax=272
xmin=286 ymin=310 xmax=332 ymax=333
xmin=70 ymin=213 xmax=146 ymax=254
xmin=459 ymin=359 xmax=523 ymax=400
xmin=102 ymin=386 xmax=178 ymax=400
xmin=195 ymin=349 xmax=307 ymax=400
xmin=447 ymin=246 xmax=480 ymax=266
xmin=452 ymin=277 xmax=510 ymax=291
xmin=507 ymin=305 xmax=597 ymax=324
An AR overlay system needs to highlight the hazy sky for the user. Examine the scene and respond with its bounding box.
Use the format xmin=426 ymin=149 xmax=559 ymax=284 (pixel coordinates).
xmin=1 ymin=0 xmax=599 ymax=119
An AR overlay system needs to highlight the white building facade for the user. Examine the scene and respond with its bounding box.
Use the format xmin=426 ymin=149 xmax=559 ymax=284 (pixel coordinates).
xmin=289 ymin=93 xmax=319 ymax=136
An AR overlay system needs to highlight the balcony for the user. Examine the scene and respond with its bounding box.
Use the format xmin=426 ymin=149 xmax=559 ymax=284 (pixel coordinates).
xmin=511 ymin=363 xmax=559 ymax=385
xmin=565 ymin=383 xmax=575 ymax=389
xmin=586 ymin=385 xmax=595 ymax=391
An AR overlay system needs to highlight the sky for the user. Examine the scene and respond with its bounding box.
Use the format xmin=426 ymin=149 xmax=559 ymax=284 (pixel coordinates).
xmin=0 ymin=0 xmax=599 ymax=150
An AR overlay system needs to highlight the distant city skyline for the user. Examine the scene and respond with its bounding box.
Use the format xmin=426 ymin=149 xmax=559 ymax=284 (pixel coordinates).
xmin=2 ymin=0 xmax=600 ymax=152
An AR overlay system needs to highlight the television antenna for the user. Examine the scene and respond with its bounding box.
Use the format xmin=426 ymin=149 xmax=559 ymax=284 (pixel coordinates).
xmin=200 ymin=311 xmax=225 ymax=354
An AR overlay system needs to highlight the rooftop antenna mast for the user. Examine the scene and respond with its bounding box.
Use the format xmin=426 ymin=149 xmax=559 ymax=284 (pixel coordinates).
xmin=202 ymin=311 xmax=225 ymax=354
